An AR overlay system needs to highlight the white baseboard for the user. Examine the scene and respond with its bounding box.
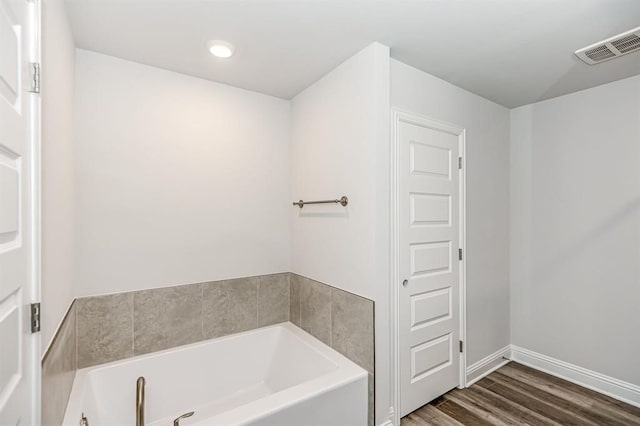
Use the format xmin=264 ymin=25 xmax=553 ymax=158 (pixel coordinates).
xmin=465 ymin=345 xmax=511 ymax=386
xmin=510 ymin=345 xmax=640 ymax=408
xmin=378 ymin=421 xmax=393 ymax=426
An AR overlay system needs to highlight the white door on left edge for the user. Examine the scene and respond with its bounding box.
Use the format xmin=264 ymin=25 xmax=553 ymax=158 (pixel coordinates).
xmin=399 ymin=118 xmax=461 ymax=416
xmin=0 ymin=0 xmax=39 ymax=423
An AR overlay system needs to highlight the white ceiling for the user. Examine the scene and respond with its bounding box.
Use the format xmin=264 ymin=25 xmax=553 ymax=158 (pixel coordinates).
xmin=64 ymin=0 xmax=640 ymax=108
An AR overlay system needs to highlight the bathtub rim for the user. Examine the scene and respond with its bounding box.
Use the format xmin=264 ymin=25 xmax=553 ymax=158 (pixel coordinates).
xmin=63 ymin=321 xmax=368 ymax=425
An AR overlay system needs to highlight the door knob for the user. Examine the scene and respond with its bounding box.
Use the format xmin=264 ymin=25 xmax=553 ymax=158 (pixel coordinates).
xmin=402 ymin=279 xmax=408 ymax=287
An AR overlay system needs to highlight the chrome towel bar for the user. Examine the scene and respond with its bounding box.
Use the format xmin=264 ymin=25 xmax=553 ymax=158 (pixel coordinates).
xmin=293 ymin=196 xmax=348 ymax=209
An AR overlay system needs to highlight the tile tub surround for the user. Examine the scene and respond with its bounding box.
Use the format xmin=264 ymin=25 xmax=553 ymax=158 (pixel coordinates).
xmin=289 ymin=273 xmax=375 ymax=425
xmin=77 ymin=292 xmax=133 ymax=366
xmin=50 ymin=272 xmax=373 ymax=423
xmin=289 ymin=274 xmax=374 ymax=373
xmin=41 ymin=302 xmax=77 ymax=426
xmin=135 ymin=284 xmax=203 ymax=354
xmin=76 ymin=273 xmax=291 ymax=368
xmin=203 ymin=278 xmax=257 ymax=339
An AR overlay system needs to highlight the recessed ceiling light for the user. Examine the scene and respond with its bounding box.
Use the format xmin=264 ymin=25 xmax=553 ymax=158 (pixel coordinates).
xmin=208 ymin=40 xmax=235 ymax=58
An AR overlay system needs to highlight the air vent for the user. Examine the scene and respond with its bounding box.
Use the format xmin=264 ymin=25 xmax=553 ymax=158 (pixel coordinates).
xmin=584 ymin=45 xmax=615 ymax=62
xmin=575 ymin=27 xmax=640 ymax=65
xmin=612 ymin=34 xmax=640 ymax=54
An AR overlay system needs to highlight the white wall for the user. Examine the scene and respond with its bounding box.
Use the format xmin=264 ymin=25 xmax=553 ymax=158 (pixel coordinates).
xmin=511 ymin=75 xmax=640 ymax=386
xmin=290 ymin=42 xmax=389 ymax=300
xmin=41 ymin=0 xmax=76 ymax=352
xmin=390 ymin=59 xmax=511 ymax=367
xmin=290 ymin=43 xmax=390 ymax=425
xmin=74 ymin=50 xmax=291 ymax=296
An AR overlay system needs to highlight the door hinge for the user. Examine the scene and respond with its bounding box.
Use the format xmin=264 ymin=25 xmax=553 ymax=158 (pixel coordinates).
xmin=29 ymin=62 xmax=40 ymax=94
xmin=459 ymin=341 xmax=464 ymax=353
xmin=458 ymin=248 xmax=463 ymax=261
xmin=458 ymin=157 xmax=462 ymax=170
xmin=30 ymin=302 xmax=41 ymax=333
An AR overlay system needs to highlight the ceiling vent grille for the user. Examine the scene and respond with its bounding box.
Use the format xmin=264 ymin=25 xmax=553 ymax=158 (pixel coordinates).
xmin=584 ymin=45 xmax=615 ymax=62
xmin=611 ymin=34 xmax=640 ymax=54
xmin=575 ymin=27 xmax=640 ymax=65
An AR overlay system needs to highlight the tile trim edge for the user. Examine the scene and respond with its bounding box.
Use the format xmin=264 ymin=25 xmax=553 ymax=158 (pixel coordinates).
xmin=41 ymin=298 xmax=77 ymax=363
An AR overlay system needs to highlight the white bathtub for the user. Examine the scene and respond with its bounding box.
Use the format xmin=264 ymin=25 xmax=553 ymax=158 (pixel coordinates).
xmin=63 ymin=322 xmax=368 ymax=426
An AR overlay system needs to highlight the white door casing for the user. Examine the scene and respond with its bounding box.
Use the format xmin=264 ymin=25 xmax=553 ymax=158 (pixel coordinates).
xmin=0 ymin=0 xmax=40 ymax=423
xmin=393 ymin=110 xmax=465 ymax=420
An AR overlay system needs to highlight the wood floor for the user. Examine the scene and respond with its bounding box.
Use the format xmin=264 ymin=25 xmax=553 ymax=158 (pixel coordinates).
xmin=402 ymin=362 xmax=640 ymax=426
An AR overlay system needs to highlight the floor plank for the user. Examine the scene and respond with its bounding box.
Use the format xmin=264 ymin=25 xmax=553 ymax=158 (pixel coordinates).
xmin=508 ymin=362 xmax=640 ymax=419
xmin=490 ymin=371 xmax=629 ymax=426
xmin=478 ymin=377 xmax=596 ymax=426
xmin=402 ymin=362 xmax=640 ymax=426
xmin=443 ymin=389 xmax=517 ymax=425
xmin=463 ymin=385 xmax=559 ymax=426
xmin=436 ymin=399 xmax=495 ymax=426
xmin=410 ymin=405 xmax=464 ymax=426
xmin=498 ymin=364 xmax=640 ymax=425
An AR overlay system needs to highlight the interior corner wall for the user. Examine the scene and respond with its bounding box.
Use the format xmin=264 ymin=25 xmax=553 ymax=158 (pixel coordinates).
xmin=289 ymin=42 xmax=391 ymax=425
xmin=41 ymin=0 xmax=76 ymax=353
xmin=73 ymin=49 xmax=291 ymax=297
xmin=390 ymin=59 xmax=511 ymax=367
xmin=510 ymin=75 xmax=640 ymax=386
xmin=290 ymin=42 xmax=389 ymax=301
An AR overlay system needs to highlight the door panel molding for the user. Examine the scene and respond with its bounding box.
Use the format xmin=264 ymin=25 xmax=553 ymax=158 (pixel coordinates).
xmin=390 ymin=109 xmax=466 ymax=425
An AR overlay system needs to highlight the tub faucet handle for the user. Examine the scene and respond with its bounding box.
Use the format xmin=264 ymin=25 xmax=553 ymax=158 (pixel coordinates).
xmin=173 ymin=411 xmax=194 ymax=426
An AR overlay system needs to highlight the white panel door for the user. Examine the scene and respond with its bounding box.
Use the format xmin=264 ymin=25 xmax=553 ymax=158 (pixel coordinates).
xmin=0 ymin=0 xmax=38 ymax=423
xmin=399 ymin=120 xmax=461 ymax=416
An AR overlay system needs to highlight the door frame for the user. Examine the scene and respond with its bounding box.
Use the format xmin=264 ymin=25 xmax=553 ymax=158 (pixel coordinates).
xmin=389 ymin=109 xmax=466 ymax=425
xmin=28 ymin=0 xmax=42 ymax=422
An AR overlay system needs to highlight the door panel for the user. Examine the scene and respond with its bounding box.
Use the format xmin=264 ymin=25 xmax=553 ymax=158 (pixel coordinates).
xmin=0 ymin=160 xmax=19 ymax=236
xmin=400 ymin=120 xmax=461 ymax=416
xmin=0 ymin=0 xmax=37 ymax=423
xmin=410 ymin=287 xmax=451 ymax=330
xmin=410 ymin=241 xmax=451 ymax=276
xmin=410 ymin=333 xmax=452 ymax=382
xmin=410 ymin=143 xmax=451 ymax=178
xmin=0 ymin=0 xmax=19 ymax=107
xmin=410 ymin=193 xmax=450 ymax=226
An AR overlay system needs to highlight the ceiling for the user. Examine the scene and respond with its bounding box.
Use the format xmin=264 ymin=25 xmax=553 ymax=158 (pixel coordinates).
xmin=64 ymin=0 xmax=640 ymax=108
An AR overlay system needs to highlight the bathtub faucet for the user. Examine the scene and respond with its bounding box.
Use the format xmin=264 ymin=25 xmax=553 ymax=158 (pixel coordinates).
xmin=173 ymin=411 xmax=195 ymax=426
xmin=136 ymin=376 xmax=145 ymax=426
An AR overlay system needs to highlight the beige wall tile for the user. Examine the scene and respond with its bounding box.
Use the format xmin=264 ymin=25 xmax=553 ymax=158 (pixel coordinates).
xmin=289 ymin=273 xmax=302 ymax=326
xmin=299 ymin=276 xmax=331 ymax=345
xmin=42 ymin=302 xmax=77 ymax=426
xmin=203 ymin=277 xmax=257 ymax=339
xmin=258 ymin=273 xmax=290 ymax=327
xmin=77 ymin=293 xmax=133 ymax=368
xmin=331 ymin=287 xmax=375 ymax=373
xmin=134 ymin=284 xmax=203 ymax=355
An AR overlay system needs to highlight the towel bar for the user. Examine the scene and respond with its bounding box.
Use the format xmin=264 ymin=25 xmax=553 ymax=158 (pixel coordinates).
xmin=293 ymin=196 xmax=348 ymax=208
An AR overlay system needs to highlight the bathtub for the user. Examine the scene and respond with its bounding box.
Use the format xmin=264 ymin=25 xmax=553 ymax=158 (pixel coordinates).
xmin=63 ymin=322 xmax=368 ymax=426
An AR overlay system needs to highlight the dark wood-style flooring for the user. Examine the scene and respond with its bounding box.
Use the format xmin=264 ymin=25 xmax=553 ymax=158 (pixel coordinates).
xmin=402 ymin=362 xmax=640 ymax=425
